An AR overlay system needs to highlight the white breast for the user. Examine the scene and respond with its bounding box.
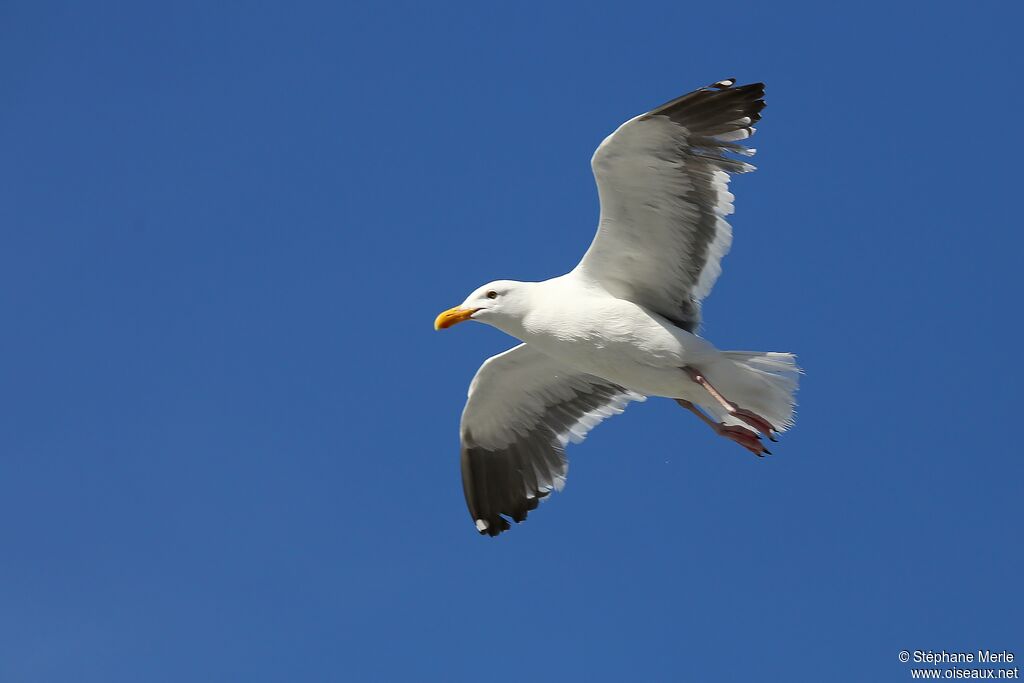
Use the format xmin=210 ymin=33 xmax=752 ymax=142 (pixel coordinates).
xmin=516 ymin=280 xmax=719 ymax=397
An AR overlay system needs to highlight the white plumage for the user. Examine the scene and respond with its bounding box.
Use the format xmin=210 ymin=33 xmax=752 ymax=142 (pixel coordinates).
xmin=436 ymin=79 xmax=800 ymax=536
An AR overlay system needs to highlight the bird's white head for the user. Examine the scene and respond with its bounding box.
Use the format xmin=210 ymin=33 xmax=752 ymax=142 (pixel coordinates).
xmin=434 ymin=280 xmax=531 ymax=334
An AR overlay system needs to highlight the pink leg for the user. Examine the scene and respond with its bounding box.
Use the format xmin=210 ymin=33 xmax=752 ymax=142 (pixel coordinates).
xmin=675 ymin=399 xmax=771 ymax=457
xmin=683 ymin=367 xmax=778 ymax=442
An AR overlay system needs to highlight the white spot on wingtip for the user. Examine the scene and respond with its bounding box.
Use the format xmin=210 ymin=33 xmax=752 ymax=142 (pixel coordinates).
xmin=475 ymin=519 xmax=488 ymax=532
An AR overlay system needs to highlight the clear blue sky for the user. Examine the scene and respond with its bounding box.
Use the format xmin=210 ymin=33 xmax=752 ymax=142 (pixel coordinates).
xmin=2 ymin=2 xmax=1021 ymax=681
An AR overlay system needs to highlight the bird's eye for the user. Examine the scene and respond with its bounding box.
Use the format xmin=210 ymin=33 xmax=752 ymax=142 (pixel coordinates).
xmin=486 ymin=290 xmax=498 ymax=299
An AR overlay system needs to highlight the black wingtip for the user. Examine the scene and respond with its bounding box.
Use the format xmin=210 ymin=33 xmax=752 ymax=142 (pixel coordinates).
xmin=475 ymin=516 xmax=511 ymax=537
xmin=644 ymin=78 xmax=766 ymax=135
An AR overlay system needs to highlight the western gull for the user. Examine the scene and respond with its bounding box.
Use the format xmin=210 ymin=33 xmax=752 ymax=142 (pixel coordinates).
xmin=435 ymin=78 xmax=800 ymax=536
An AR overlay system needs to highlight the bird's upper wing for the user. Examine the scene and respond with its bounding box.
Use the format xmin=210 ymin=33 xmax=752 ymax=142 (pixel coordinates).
xmin=460 ymin=343 xmax=644 ymax=536
xmin=572 ymin=79 xmax=765 ymax=331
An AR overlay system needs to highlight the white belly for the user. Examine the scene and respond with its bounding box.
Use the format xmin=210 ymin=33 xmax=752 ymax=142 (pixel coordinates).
xmin=518 ymin=296 xmax=721 ymax=398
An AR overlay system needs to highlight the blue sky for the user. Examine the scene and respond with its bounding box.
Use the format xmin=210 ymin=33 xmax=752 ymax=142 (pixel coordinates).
xmin=2 ymin=1 xmax=1021 ymax=681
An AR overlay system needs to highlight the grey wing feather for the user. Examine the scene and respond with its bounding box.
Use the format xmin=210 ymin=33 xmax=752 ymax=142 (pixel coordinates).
xmin=459 ymin=344 xmax=643 ymax=536
xmin=575 ymin=79 xmax=765 ymax=331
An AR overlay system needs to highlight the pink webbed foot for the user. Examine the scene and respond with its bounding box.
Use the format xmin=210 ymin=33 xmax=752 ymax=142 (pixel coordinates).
xmin=682 ymin=366 xmax=779 ymax=442
xmin=717 ymin=424 xmax=772 ymax=457
xmin=732 ymin=408 xmax=779 ymax=442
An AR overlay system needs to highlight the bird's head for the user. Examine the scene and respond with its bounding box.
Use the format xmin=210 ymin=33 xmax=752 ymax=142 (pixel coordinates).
xmin=434 ymin=280 xmax=530 ymax=333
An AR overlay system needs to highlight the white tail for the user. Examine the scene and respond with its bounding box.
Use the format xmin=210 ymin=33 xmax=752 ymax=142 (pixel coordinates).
xmin=703 ymin=351 xmax=801 ymax=432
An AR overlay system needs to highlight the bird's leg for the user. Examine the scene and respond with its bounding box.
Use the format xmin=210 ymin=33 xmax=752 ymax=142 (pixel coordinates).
xmin=675 ymin=399 xmax=770 ymax=457
xmin=682 ymin=366 xmax=778 ymax=442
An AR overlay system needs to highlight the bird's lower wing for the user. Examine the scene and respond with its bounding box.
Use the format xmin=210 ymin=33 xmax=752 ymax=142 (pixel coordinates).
xmin=460 ymin=343 xmax=644 ymax=536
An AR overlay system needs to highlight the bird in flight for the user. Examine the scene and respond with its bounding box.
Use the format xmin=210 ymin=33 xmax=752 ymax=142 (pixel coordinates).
xmin=435 ymin=79 xmax=800 ymax=536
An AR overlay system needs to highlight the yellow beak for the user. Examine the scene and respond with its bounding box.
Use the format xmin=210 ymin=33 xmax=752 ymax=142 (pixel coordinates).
xmin=434 ymin=306 xmax=479 ymax=330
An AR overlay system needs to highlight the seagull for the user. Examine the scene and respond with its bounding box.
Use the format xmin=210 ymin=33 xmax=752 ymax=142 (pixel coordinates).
xmin=435 ymin=79 xmax=800 ymax=536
